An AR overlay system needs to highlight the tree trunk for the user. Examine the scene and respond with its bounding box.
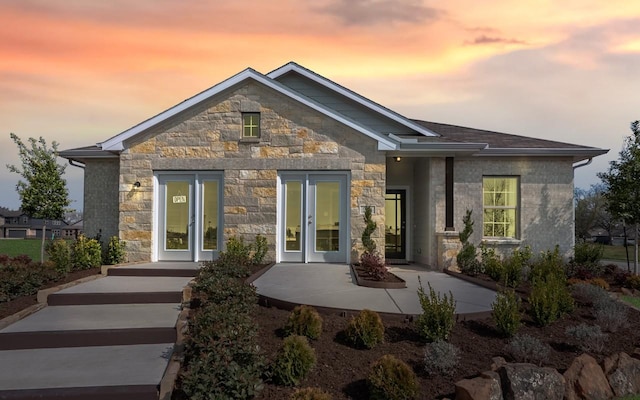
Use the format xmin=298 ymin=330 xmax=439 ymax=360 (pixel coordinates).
xmin=40 ymin=223 xmax=46 ymax=263
xmin=636 ymin=223 xmax=639 ymax=275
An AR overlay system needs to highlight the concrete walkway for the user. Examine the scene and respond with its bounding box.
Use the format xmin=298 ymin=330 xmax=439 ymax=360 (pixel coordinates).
xmin=252 ymin=263 xmax=496 ymax=315
xmin=0 ymin=262 xmax=198 ymax=400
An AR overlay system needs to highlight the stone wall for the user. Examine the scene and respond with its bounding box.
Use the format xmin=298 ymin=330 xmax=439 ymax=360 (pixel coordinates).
xmin=120 ymin=81 xmax=386 ymax=262
xmin=84 ymin=158 xmax=120 ymax=242
xmin=444 ymin=157 xmax=575 ymax=259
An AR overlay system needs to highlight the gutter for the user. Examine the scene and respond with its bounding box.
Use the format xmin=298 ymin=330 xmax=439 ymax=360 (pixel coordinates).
xmin=68 ymin=159 xmax=85 ymax=169
xmin=572 ymin=158 xmax=593 ymax=170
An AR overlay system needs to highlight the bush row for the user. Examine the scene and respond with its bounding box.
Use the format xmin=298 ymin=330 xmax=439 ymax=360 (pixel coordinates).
xmin=0 ymin=255 xmax=59 ymax=302
xmin=45 ymin=234 xmax=127 ymax=274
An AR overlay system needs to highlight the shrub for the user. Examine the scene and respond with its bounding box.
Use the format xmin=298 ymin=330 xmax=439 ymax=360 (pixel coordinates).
xmin=594 ymin=297 xmax=628 ymax=333
xmin=506 ymin=334 xmax=550 ymax=366
xmin=103 ymin=236 xmax=126 ymax=265
xmin=71 ymin=235 xmax=102 ymax=270
xmin=361 ymin=205 xmax=377 ymax=254
xmin=423 ymin=340 xmax=460 ymax=376
xmin=251 ymin=234 xmax=268 ymax=265
xmin=345 ymin=309 xmax=385 ymax=349
xmin=571 ymin=282 xmax=609 ymax=306
xmin=529 ymin=272 xmax=573 ymax=326
xmin=573 ymin=242 xmax=604 ymax=267
xmin=416 ymin=277 xmax=456 ymax=341
xmin=290 ymin=387 xmax=332 ymax=400
xmin=360 ymin=251 xmax=387 ymax=281
xmin=457 ymin=209 xmax=481 ymax=276
xmin=225 ymin=236 xmax=252 ymax=266
xmin=271 ymin=335 xmax=317 ymax=386
xmin=368 ymin=355 xmax=419 ymax=400
xmin=0 ymin=257 xmax=58 ymax=303
xmin=481 ymin=245 xmax=503 ymax=282
xmin=588 ymin=277 xmax=609 ymax=290
xmin=285 ymin=305 xmax=323 ymax=340
xmin=625 ymin=274 xmax=640 ymax=290
xmin=614 ymin=270 xmax=632 ymax=286
xmin=45 ymin=238 xmax=71 ymax=274
xmin=529 ymin=246 xmax=564 ymax=283
xmin=492 ymin=289 xmax=521 ymax=337
xmin=565 ymin=324 xmax=607 ymax=353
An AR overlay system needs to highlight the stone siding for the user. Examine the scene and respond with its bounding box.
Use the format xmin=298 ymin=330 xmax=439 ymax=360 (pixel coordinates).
xmin=84 ymin=159 xmax=120 ymax=242
xmin=447 ymin=157 xmax=575 ymax=258
xmin=120 ymin=81 xmax=385 ymax=262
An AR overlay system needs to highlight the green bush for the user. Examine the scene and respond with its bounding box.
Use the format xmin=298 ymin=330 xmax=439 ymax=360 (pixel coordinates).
xmin=565 ymin=324 xmax=607 ymax=353
xmin=481 ymin=245 xmax=503 ymax=282
xmin=251 ymin=234 xmax=268 ymax=265
xmin=103 ymin=236 xmax=126 ymax=265
xmin=573 ymin=242 xmax=604 ymax=267
xmin=345 ymin=309 xmax=385 ymax=349
xmin=529 ymin=246 xmax=564 ymax=283
xmin=529 ymin=273 xmax=574 ymax=326
xmin=368 ymin=355 xmax=419 ymax=400
xmin=71 ymin=234 xmax=102 ymax=270
xmin=416 ymin=277 xmax=456 ymax=342
xmin=271 ymin=335 xmax=317 ymax=386
xmin=45 ymin=238 xmax=71 ymax=274
xmin=502 ymin=246 xmax=531 ymax=287
xmin=290 ymin=387 xmax=332 ymax=400
xmin=492 ymin=289 xmax=521 ymax=337
xmin=361 ymin=205 xmax=377 ymax=254
xmin=506 ymin=334 xmax=550 ymax=366
xmin=285 ymin=305 xmax=323 ymax=340
xmin=457 ymin=209 xmax=481 ymax=276
xmin=423 ymin=340 xmax=460 ymax=376
xmin=0 ymin=257 xmax=58 ymax=303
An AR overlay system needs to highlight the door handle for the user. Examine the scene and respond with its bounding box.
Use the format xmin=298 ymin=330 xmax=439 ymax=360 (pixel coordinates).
xmin=308 ymin=215 xmax=312 ymax=225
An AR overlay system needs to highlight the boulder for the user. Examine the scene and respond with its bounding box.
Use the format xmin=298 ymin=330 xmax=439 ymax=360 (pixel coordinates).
xmin=499 ymin=363 xmax=565 ymax=400
xmin=563 ymin=354 xmax=613 ymax=400
xmin=602 ymin=352 xmax=640 ymax=397
xmin=491 ymin=356 xmax=507 ymax=371
xmin=455 ymin=371 xmax=502 ymax=400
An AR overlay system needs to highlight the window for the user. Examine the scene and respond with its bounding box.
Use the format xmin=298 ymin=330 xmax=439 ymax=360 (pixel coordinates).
xmin=242 ymin=112 xmax=260 ymax=138
xmin=483 ymin=177 xmax=518 ymax=238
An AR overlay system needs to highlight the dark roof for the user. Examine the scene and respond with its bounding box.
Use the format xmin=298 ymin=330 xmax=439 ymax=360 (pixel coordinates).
xmin=58 ymin=145 xmax=119 ymax=161
xmin=411 ymin=120 xmax=595 ymax=150
xmin=0 ymin=207 xmax=24 ymax=218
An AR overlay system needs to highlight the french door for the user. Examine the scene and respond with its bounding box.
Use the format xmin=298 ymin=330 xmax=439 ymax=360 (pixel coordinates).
xmin=157 ymin=173 xmax=223 ymax=261
xmin=280 ymin=173 xmax=348 ymax=263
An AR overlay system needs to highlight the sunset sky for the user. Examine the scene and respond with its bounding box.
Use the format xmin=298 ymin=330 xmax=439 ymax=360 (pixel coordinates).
xmin=2 ymin=0 xmax=640 ymax=211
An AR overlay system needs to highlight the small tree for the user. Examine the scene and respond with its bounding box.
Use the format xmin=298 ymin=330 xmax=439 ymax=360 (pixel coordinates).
xmin=457 ymin=209 xmax=480 ymax=275
xmin=598 ymin=121 xmax=640 ymax=273
xmin=7 ymin=134 xmax=71 ymax=262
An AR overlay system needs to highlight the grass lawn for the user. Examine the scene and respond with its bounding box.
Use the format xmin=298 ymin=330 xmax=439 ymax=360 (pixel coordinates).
xmin=602 ymin=245 xmax=638 ymax=262
xmin=622 ymin=295 xmax=640 ymax=309
xmin=0 ymin=239 xmax=46 ymax=261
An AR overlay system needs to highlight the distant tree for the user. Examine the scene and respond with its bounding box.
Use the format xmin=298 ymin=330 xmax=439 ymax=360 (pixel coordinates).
xmin=598 ymin=121 xmax=640 ymax=272
xmin=574 ymin=184 xmax=613 ymax=241
xmin=7 ymin=133 xmax=71 ymax=262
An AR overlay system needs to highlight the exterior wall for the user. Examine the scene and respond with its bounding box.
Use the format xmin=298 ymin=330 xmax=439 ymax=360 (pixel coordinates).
xmin=412 ymin=158 xmax=432 ymax=265
xmin=120 ymin=81 xmax=386 ymax=262
xmin=84 ymin=159 xmax=120 ymax=242
xmin=446 ymin=157 xmax=575 ymax=259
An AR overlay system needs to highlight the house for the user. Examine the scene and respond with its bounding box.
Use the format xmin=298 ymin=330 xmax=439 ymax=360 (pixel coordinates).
xmin=59 ymin=62 xmax=607 ymax=267
xmin=0 ymin=207 xmax=78 ymax=239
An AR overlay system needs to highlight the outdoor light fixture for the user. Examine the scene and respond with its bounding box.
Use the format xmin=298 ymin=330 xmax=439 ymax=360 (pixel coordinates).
xmin=133 ymin=181 xmax=141 ymax=188
xmin=394 ymin=156 xmax=401 ymax=162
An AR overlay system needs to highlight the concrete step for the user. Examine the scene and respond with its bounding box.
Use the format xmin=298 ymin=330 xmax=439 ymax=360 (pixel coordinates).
xmin=0 ymin=343 xmax=173 ymax=400
xmin=107 ymin=262 xmax=200 ymax=278
xmin=46 ymin=276 xmax=193 ymax=306
xmin=0 ymin=304 xmax=181 ymax=350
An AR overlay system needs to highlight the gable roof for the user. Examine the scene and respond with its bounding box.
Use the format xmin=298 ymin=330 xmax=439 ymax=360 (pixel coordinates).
xmin=97 ymin=67 xmax=398 ymax=152
xmin=60 ymin=62 xmax=607 ymax=162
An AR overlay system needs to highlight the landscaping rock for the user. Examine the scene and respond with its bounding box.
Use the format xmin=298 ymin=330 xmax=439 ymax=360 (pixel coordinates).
xmin=491 ymin=356 xmax=507 ymax=371
xmin=455 ymin=371 xmax=502 ymax=400
xmin=499 ymin=363 xmax=565 ymax=400
xmin=631 ymin=348 xmax=640 ymax=361
xmin=563 ymin=354 xmax=613 ymax=400
xmin=602 ymin=352 xmax=640 ymax=397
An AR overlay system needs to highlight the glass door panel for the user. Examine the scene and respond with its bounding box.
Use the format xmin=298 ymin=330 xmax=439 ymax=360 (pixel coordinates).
xmin=385 ymin=190 xmax=406 ymax=259
xmin=285 ymin=181 xmax=302 ymax=252
xmin=314 ymin=182 xmax=340 ymax=252
xmin=201 ymin=180 xmax=218 ymax=251
xmin=165 ymin=181 xmax=190 ymax=250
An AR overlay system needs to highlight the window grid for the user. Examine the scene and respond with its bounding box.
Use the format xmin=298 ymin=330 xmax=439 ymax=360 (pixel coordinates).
xmin=483 ymin=177 xmax=518 ymax=238
xmin=242 ymin=113 xmax=260 ymax=138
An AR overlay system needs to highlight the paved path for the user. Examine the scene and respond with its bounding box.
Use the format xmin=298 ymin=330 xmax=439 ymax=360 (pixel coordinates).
xmin=252 ymin=263 xmax=496 ymax=315
xmin=0 ymin=262 xmax=198 ymax=400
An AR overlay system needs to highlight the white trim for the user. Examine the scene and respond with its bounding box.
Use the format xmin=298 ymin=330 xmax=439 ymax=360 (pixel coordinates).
xmin=99 ymin=67 xmax=397 ymax=152
xmin=268 ymin=62 xmax=439 ymax=138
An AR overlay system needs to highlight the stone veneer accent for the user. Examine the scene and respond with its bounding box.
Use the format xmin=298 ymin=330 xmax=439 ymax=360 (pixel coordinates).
xmin=118 ymin=81 xmax=386 ymax=262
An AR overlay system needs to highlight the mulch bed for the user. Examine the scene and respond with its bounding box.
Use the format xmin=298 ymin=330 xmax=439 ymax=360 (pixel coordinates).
xmin=0 ymin=267 xmax=101 ymax=320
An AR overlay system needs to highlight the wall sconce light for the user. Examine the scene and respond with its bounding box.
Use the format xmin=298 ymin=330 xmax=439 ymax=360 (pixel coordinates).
xmin=394 ymin=156 xmax=401 ymax=162
xmin=133 ymin=181 xmax=141 ymax=188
